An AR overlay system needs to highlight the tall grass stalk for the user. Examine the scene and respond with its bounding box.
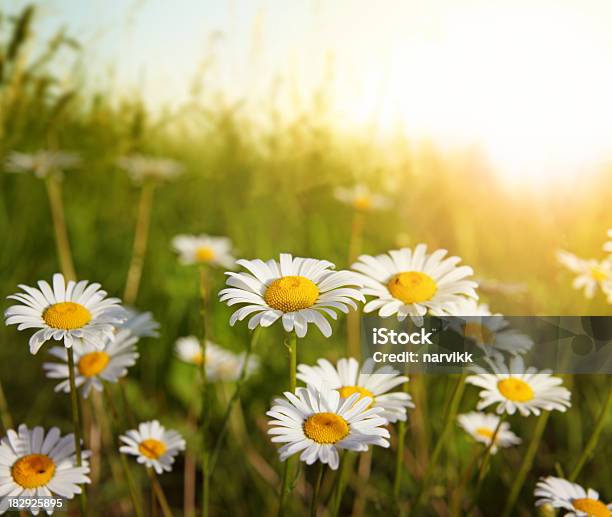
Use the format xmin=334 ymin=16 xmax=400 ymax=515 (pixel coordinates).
xmin=393 ymin=375 xmax=411 ymax=501
xmin=309 ymin=463 xmax=325 ymax=517
xmin=411 ymin=373 xmax=467 ymax=514
xmin=0 ymin=380 xmax=14 ymax=433
xmin=123 ymin=181 xmax=156 ymax=305
xmin=569 ymin=385 xmax=612 ymax=481
xmin=346 ymin=210 xmax=364 ymax=358
xmin=199 ymin=266 xmax=211 ymax=517
xmin=148 ymin=468 xmax=173 ymax=517
xmin=501 ymin=411 xmax=550 ymax=517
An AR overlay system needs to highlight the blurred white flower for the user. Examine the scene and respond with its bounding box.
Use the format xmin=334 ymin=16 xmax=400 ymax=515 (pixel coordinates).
xmin=175 ymin=336 xmax=258 ymax=382
xmin=334 ymin=184 xmax=391 ymax=211
xmin=119 ymin=308 xmax=160 ymax=338
xmin=5 ymin=150 xmax=80 ymax=179
xmin=117 ymin=154 xmax=183 ymax=183
xmin=457 ymin=411 xmax=521 ymax=454
xmin=604 ymin=229 xmax=612 ymax=255
xmin=557 ymin=250 xmax=612 ymax=302
xmin=172 ymin=234 xmax=236 ymax=268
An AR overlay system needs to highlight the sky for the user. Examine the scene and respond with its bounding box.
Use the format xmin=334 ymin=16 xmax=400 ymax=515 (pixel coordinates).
xmin=9 ymin=0 xmax=612 ymax=184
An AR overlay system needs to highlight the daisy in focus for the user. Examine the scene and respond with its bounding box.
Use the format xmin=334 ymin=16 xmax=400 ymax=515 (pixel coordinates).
xmin=0 ymin=424 xmax=90 ymax=514
xmin=43 ymin=328 xmax=139 ymax=397
xmin=119 ymin=420 xmax=185 ymax=475
xmin=267 ymin=384 xmax=390 ymax=470
xmin=556 ymin=250 xmax=612 ymax=302
xmin=4 ymin=273 xmax=126 ymax=354
xmin=334 ymin=183 xmax=391 ymax=211
xmin=352 ymin=244 xmax=478 ymax=320
xmin=117 ymin=154 xmax=183 ymax=184
xmin=297 ymin=357 xmax=414 ymax=423
xmin=535 ymin=476 xmax=611 ymax=517
xmin=466 ymin=356 xmax=571 ymax=417
xmin=175 ymin=336 xmax=259 ymax=381
xmin=119 ymin=308 xmax=160 ymax=338
xmin=457 ymin=412 xmax=521 ymax=454
xmin=448 ymin=298 xmax=533 ymax=358
xmin=219 ymin=253 xmax=364 ymax=337
xmin=172 ymin=234 xmax=236 ymax=268
xmin=5 ymin=150 xmax=80 ymax=179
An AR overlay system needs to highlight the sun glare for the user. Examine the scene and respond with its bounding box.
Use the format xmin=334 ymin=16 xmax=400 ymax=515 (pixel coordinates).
xmin=334 ymin=2 xmax=612 ymax=184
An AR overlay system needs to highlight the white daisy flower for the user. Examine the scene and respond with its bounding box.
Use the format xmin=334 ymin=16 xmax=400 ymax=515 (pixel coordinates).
xmin=267 ymin=384 xmax=390 ymax=470
xmin=219 ymin=253 xmax=365 ymax=338
xmin=4 ymin=273 xmax=127 ymax=354
xmin=466 ymin=356 xmax=571 ymax=417
xmin=117 ymin=154 xmax=183 ymax=184
xmin=457 ymin=411 xmax=521 ymax=454
xmin=535 ymin=476 xmax=611 ymax=517
xmin=334 ymin=184 xmax=391 ymax=211
xmin=119 ymin=308 xmax=160 ymax=338
xmin=0 ymin=424 xmax=90 ymax=515
xmin=172 ymin=234 xmax=236 ymax=268
xmin=43 ymin=329 xmax=139 ymax=398
xmin=448 ymin=299 xmax=533 ymax=358
xmin=297 ymin=357 xmax=414 ymax=423
xmin=557 ymin=250 xmax=612 ymax=302
xmin=604 ymin=229 xmax=612 ymax=255
xmin=352 ymin=245 xmax=478 ymax=320
xmin=119 ymin=420 xmax=185 ymax=474
xmin=175 ymin=336 xmax=259 ymax=382
xmin=5 ymin=150 xmax=80 ymax=179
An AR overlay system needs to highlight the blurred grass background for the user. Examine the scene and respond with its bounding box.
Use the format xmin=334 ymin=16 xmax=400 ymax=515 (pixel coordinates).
xmin=0 ymin=5 xmax=611 ymax=516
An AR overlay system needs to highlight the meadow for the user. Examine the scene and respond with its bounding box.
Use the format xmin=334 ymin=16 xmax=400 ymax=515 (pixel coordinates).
xmin=0 ymin=5 xmax=611 ymax=516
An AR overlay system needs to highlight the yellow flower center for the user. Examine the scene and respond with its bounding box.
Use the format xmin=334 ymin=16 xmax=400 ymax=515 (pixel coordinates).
xmin=138 ymin=439 xmax=167 ymax=459
xmin=387 ymin=271 xmax=437 ymax=304
xmin=192 ymin=351 xmax=204 ymax=366
xmin=475 ymin=427 xmax=496 ymax=441
xmin=463 ymin=322 xmax=495 ymax=345
xmin=11 ymin=454 xmax=56 ymax=489
xmin=591 ymin=266 xmax=609 ymax=282
xmin=264 ymin=276 xmax=319 ymax=312
xmin=572 ymin=498 xmax=610 ymax=517
xmin=195 ymin=246 xmax=216 ymax=262
xmin=303 ymin=412 xmax=350 ymax=444
xmin=497 ymin=378 xmax=535 ymax=402
xmin=354 ymin=196 xmax=372 ymax=211
xmin=337 ymin=386 xmax=375 ymax=408
xmin=78 ymin=351 xmax=110 ymax=377
xmin=43 ymin=302 xmax=92 ymax=330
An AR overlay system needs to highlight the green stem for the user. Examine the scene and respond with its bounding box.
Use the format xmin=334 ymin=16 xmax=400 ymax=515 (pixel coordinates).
xmin=67 ymin=347 xmax=87 ymax=515
xmin=330 ymin=452 xmax=350 ymax=517
xmin=278 ymin=331 xmax=298 ymax=516
xmin=411 ymin=373 xmax=466 ymax=514
xmin=501 ymin=411 xmax=550 ymax=517
xmin=310 ymin=463 xmax=325 ymax=517
xmin=207 ymin=328 xmax=261 ymax=475
xmin=569 ymin=385 xmax=612 ymax=481
xmin=0 ymin=379 xmax=14 ymax=433
xmin=45 ymin=176 xmax=76 ymax=281
xmin=123 ymin=182 xmax=155 ymax=305
xmin=393 ymin=377 xmax=411 ymax=500
xmin=148 ymin=469 xmax=173 ymax=517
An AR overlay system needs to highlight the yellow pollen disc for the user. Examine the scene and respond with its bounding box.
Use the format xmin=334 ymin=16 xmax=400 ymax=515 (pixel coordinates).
xmin=195 ymin=246 xmax=216 ymax=262
xmin=475 ymin=427 xmax=496 ymax=441
xmin=387 ymin=271 xmax=437 ymax=304
xmin=463 ymin=323 xmax=495 ymax=345
xmin=138 ymin=439 xmax=167 ymax=459
xmin=192 ymin=352 xmax=204 ymax=366
xmin=572 ymin=498 xmax=610 ymax=517
xmin=591 ymin=267 xmax=609 ymax=282
xmin=497 ymin=378 xmax=535 ymax=402
xmin=43 ymin=302 xmax=92 ymax=330
xmin=354 ymin=196 xmax=372 ymax=211
xmin=264 ymin=276 xmax=319 ymax=312
xmin=78 ymin=351 xmax=110 ymax=377
xmin=303 ymin=412 xmax=349 ymax=444
xmin=338 ymin=386 xmax=376 ymax=408
xmin=11 ymin=454 xmax=56 ymax=489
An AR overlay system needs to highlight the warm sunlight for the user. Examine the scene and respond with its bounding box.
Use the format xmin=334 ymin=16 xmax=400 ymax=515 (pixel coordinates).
xmin=332 ymin=2 xmax=612 ymax=184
